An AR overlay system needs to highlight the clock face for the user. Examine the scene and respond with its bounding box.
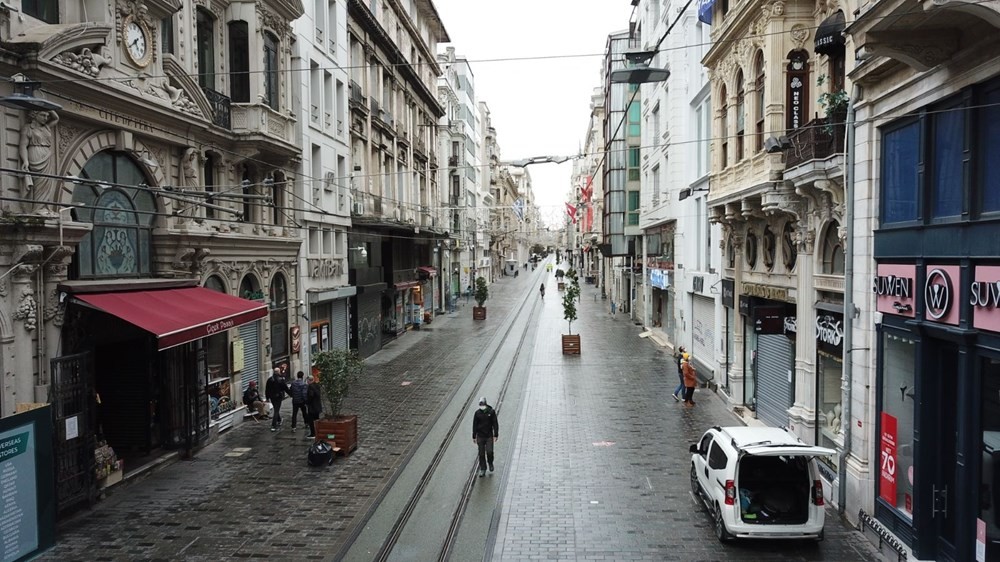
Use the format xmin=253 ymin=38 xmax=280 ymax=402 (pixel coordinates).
xmin=123 ymin=17 xmax=151 ymax=67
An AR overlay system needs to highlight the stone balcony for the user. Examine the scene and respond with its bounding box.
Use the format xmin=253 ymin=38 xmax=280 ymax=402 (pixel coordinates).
xmin=230 ymin=103 xmax=297 ymax=151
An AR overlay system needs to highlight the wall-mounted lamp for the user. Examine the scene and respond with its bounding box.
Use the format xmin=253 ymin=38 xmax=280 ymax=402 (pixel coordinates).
xmin=764 ymin=135 xmax=793 ymax=154
xmin=351 ymin=246 xmax=368 ymax=259
xmin=678 ymin=187 xmax=709 ymax=201
xmin=0 ymin=74 xmax=62 ymax=111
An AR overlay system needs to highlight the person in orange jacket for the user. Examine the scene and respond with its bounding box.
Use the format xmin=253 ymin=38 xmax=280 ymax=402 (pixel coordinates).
xmin=682 ymin=353 xmax=698 ymax=407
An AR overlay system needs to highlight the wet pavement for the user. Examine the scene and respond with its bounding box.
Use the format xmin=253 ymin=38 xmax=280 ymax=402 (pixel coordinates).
xmin=41 ymin=263 xmax=885 ymax=561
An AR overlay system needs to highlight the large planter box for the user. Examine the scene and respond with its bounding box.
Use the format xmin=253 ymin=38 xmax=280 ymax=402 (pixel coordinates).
xmin=562 ymin=334 xmax=581 ymax=355
xmin=473 ymin=306 xmax=487 ymax=320
xmin=558 ymin=282 xmax=566 ymax=291
xmin=313 ymin=414 xmax=358 ymax=455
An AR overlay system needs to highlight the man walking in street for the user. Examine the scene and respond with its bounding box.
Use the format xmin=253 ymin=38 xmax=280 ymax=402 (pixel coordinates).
xmin=265 ymin=367 xmax=291 ymax=431
xmin=305 ymin=374 xmax=323 ymax=438
xmin=289 ymin=371 xmax=308 ymax=431
xmin=472 ymin=397 xmax=499 ymax=477
xmin=671 ymin=346 xmax=686 ymax=402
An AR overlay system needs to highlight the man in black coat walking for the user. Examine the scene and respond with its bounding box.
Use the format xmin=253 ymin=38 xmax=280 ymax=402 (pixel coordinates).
xmin=305 ymin=375 xmax=323 ymax=438
xmin=472 ymin=397 xmax=499 ymax=477
xmin=265 ymin=368 xmax=291 ymax=431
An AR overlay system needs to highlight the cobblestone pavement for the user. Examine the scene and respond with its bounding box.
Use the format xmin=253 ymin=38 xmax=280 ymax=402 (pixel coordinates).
xmin=41 ymin=264 xmax=884 ymax=561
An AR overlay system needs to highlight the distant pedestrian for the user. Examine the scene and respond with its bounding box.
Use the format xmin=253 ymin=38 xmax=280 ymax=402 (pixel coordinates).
xmin=539 ymin=283 xmax=546 ymax=299
xmin=682 ymin=353 xmax=698 ymax=407
xmin=610 ymin=300 xmax=617 ymax=315
xmin=265 ymin=367 xmax=291 ymax=431
xmin=472 ymin=397 xmax=499 ymax=477
xmin=289 ymin=371 xmax=308 ymax=431
xmin=242 ymin=381 xmax=268 ymax=418
xmin=305 ymin=375 xmax=323 ymax=438
xmin=672 ymin=346 xmax=687 ymax=402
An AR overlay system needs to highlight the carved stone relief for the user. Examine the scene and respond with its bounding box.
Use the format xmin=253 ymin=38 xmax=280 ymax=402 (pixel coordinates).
xmin=12 ymin=287 xmax=37 ymax=332
xmin=52 ymin=46 xmax=113 ymax=77
xmin=790 ymin=24 xmax=810 ymax=48
xmin=43 ymin=290 xmax=64 ymax=327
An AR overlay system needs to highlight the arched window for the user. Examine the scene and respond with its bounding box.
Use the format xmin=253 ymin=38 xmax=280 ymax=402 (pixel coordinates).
xmin=263 ymin=32 xmax=280 ymax=110
xmin=736 ymin=70 xmax=745 ymax=161
xmin=782 ymin=222 xmax=797 ymax=271
xmin=269 ymin=273 xmax=289 ymax=361
xmin=720 ymin=85 xmax=729 ymax=168
xmin=204 ymin=275 xmax=227 ymax=293
xmin=745 ymin=230 xmax=758 ymax=269
xmin=762 ymin=225 xmax=776 ymax=270
xmin=239 ymin=274 xmax=263 ymax=300
xmin=726 ymin=236 xmax=735 ymax=268
xmin=754 ymin=51 xmax=766 ymax=151
xmin=821 ymin=222 xmax=845 ymax=275
xmin=71 ymin=151 xmax=156 ymax=279
xmin=196 ymin=8 xmax=216 ymax=90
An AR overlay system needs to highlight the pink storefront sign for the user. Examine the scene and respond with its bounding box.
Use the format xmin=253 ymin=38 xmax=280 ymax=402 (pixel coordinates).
xmin=973 ymin=266 xmax=1000 ymax=333
xmin=874 ymin=264 xmax=916 ymax=318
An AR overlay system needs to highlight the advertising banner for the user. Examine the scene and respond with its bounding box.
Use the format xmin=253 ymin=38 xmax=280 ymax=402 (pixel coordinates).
xmin=880 ymin=412 xmax=898 ymax=505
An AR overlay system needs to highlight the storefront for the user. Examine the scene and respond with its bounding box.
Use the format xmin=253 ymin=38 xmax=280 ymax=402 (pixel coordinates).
xmin=814 ymin=306 xmax=844 ymax=481
xmin=740 ymin=283 xmax=796 ymax=428
xmin=691 ymin=292 xmax=716 ymax=378
xmin=649 ymin=268 xmax=672 ymax=334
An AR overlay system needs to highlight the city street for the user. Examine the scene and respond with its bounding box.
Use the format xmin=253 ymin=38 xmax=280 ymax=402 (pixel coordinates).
xmin=41 ymin=263 xmax=885 ymax=561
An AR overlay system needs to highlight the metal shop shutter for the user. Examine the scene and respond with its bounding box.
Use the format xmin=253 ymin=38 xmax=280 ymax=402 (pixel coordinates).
xmin=691 ymin=295 xmax=716 ymax=377
xmin=239 ymin=320 xmax=260 ymax=392
xmin=331 ymin=298 xmax=349 ymax=350
xmin=755 ymin=333 xmax=794 ymax=428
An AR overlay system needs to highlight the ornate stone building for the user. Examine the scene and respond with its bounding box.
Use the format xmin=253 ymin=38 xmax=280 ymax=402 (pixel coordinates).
xmin=702 ymin=0 xmax=849 ymax=498
xmin=0 ymin=0 xmax=303 ymax=513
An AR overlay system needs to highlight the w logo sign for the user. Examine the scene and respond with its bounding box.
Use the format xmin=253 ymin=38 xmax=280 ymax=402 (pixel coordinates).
xmin=925 ymin=269 xmax=952 ymax=320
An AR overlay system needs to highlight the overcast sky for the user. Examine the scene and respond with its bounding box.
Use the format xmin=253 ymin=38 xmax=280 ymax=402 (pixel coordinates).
xmin=432 ymin=1 xmax=634 ymax=229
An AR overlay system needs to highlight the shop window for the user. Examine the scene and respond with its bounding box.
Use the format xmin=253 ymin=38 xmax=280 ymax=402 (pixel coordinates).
xmin=310 ymin=322 xmax=330 ymax=353
xmin=816 ymin=349 xmax=843 ymax=471
xmin=240 ymin=274 xmax=263 ymax=301
xmin=23 ymin=0 xmax=57 ymax=23
xmin=745 ymin=231 xmax=758 ymax=269
xmin=228 ymin=21 xmax=250 ymax=103
xmin=979 ymin=356 xmax=1000 ymax=559
xmin=196 ymin=9 xmax=216 ymax=90
xmin=821 ymin=221 xmax=844 ymax=275
xmin=263 ymin=32 xmax=280 ymax=110
xmin=879 ymin=332 xmax=916 ymax=520
xmin=71 ymin=151 xmax=156 ymax=279
xmin=981 ymin=87 xmax=1000 ymax=213
xmin=881 ymin=120 xmax=920 ymax=224
xmin=930 ymin=103 xmax=966 ymax=218
xmin=269 ymin=274 xmax=289 ymax=360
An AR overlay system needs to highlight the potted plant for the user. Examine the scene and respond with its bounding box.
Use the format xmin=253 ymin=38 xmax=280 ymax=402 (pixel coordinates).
xmin=817 ymin=75 xmax=849 ymax=134
xmin=312 ymin=348 xmax=364 ymax=454
xmin=473 ymin=276 xmax=489 ymax=320
xmin=555 ymin=268 xmax=566 ymax=291
xmin=561 ymin=269 xmax=582 ymax=355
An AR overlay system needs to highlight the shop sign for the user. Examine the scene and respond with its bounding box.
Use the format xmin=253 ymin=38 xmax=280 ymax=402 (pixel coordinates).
xmin=972 ymin=266 xmax=1000 ymax=333
xmin=231 ymin=339 xmax=245 ymax=372
xmin=0 ymin=407 xmax=55 ymax=561
xmin=785 ymin=50 xmax=810 ymax=131
xmin=816 ymin=312 xmax=844 ymax=355
xmin=290 ymin=325 xmax=301 ymax=354
xmin=739 ymin=295 xmax=751 ymax=316
xmin=754 ymin=305 xmax=786 ymax=334
xmin=649 ymin=269 xmax=670 ymax=290
xmin=924 ymin=265 xmax=960 ymax=326
xmin=879 ymin=412 xmax=898 ymax=505
xmin=874 ymin=264 xmax=916 ymax=318
xmin=741 ymin=282 xmax=789 ymax=302
xmin=722 ymin=279 xmax=735 ymax=309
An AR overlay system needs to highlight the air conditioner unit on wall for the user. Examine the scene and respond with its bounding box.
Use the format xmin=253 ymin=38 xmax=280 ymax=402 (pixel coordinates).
xmin=352 ymin=201 xmax=364 ymax=215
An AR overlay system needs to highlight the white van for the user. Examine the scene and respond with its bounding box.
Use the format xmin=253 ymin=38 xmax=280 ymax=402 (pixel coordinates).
xmin=689 ymin=426 xmax=834 ymax=542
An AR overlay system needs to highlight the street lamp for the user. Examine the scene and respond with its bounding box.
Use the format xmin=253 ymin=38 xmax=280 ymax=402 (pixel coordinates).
xmin=611 ymin=49 xmax=670 ymax=85
xmin=0 ymin=74 xmax=62 ymax=111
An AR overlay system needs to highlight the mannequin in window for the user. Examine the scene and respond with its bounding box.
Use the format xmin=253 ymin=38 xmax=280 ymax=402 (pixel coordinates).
xmin=19 ymin=110 xmax=59 ymax=215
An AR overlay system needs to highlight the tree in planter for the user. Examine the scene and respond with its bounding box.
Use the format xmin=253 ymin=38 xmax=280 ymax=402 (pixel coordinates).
xmin=562 ymin=269 xmax=581 ymax=334
xmin=313 ymin=348 xmax=365 ymax=417
xmin=817 ymin=74 xmax=849 ymax=134
xmin=474 ymin=276 xmax=489 ymax=307
xmin=555 ymin=268 xmax=565 ymax=280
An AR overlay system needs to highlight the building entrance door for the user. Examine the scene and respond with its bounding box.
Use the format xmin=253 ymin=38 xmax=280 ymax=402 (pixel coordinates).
xmin=932 ymin=340 xmax=959 ymax=560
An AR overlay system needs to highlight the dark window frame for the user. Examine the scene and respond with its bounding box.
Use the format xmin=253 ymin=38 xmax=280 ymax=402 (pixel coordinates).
xmin=926 ymin=94 xmax=970 ymax=222
xmin=978 ymin=80 xmax=1000 ymax=217
xmin=263 ymin=31 xmax=281 ymax=111
xmin=228 ymin=21 xmax=250 ymax=103
xmin=23 ymin=0 xmax=58 ymax=23
xmin=196 ymin=8 xmax=217 ymax=90
xmin=879 ymin=117 xmax=923 ymax=227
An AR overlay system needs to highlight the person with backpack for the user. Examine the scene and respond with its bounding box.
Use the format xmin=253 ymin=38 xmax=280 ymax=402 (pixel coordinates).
xmin=289 ymin=371 xmax=309 ymax=431
xmin=265 ymin=367 xmax=291 ymax=431
xmin=472 ymin=397 xmax=499 ymax=477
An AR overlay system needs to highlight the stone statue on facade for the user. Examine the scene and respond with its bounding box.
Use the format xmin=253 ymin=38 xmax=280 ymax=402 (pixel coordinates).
xmin=19 ymin=110 xmax=59 ymax=215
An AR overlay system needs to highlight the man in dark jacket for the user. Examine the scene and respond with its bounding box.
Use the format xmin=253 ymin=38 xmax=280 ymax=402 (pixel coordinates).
xmin=472 ymin=396 xmax=499 ymax=477
xmin=242 ymin=381 xmax=267 ymax=418
xmin=265 ymin=367 xmax=291 ymax=431
xmin=305 ymin=375 xmax=323 ymax=438
xmin=289 ymin=371 xmax=308 ymax=431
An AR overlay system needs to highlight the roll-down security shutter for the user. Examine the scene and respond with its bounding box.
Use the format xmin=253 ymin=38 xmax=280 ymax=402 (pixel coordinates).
xmin=239 ymin=320 xmax=260 ymax=391
xmin=755 ymin=333 xmax=794 ymax=428
xmin=331 ymin=299 xmax=349 ymax=350
xmin=691 ymin=295 xmax=715 ymax=377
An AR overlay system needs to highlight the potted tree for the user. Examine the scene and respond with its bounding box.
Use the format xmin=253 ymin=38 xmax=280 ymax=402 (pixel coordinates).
xmin=473 ymin=276 xmax=489 ymax=320
xmin=312 ymin=348 xmax=364 ymax=454
xmin=555 ymin=268 xmax=566 ymax=291
xmin=561 ymin=269 xmax=582 ymax=354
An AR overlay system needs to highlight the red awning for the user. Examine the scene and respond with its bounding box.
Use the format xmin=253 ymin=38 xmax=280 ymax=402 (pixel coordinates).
xmin=417 ymin=266 xmax=437 ymax=277
xmin=74 ymin=287 xmax=268 ymax=351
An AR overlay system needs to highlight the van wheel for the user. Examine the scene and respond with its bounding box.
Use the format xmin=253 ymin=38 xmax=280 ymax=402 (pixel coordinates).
xmin=690 ymin=464 xmax=700 ymax=498
xmin=714 ymin=504 xmax=734 ymax=543
xmin=814 ymin=529 xmax=825 ymax=542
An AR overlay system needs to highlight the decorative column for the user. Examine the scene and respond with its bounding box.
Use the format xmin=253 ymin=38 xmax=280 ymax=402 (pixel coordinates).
xmin=726 ymin=220 xmax=747 ymax=408
xmin=40 ymin=246 xmax=75 ymax=403
xmin=789 ymin=216 xmax=817 ymax=443
xmin=10 ymin=263 xmax=38 ymax=409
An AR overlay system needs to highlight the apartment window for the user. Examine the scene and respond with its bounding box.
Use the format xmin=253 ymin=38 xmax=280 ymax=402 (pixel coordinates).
xmin=241 ymin=173 xmax=253 ymax=222
xmin=628 ymin=147 xmax=641 ymax=181
xmin=755 ymin=51 xmax=765 ymax=152
xmin=628 ymin=102 xmax=641 ymax=137
xmin=336 ymin=80 xmax=345 ymax=134
xmin=337 ymin=155 xmax=347 ymax=211
xmin=930 ymin=102 xmax=966 ymax=219
xmin=271 ymin=174 xmax=287 ymax=226
xmin=651 ymin=104 xmax=660 ymax=142
xmin=311 ymin=144 xmax=322 ymax=204
xmin=984 ymin=86 xmax=1000 ymax=213
xmin=329 ymin=0 xmax=338 ymax=53
xmin=820 ymin=221 xmax=844 ymax=275
xmin=881 ymin=120 xmax=920 ymax=224
xmin=263 ymin=32 xmax=280 ymax=110
xmin=203 ymin=153 xmax=216 ymax=219
xmin=23 ymin=0 xmax=57 ymax=23
xmin=735 ymin=70 xmax=745 ymax=161
xmin=308 ymin=228 xmax=320 ymax=255
xmin=228 ymin=21 xmax=250 ymax=102
xmin=322 ymin=229 xmax=334 ymax=255
xmin=310 ymin=62 xmax=321 ymax=125
xmin=314 ymin=0 xmax=325 ymax=41
xmin=651 ymin=165 xmax=660 ymax=207
xmin=197 ymin=9 xmax=216 ymax=90
xmin=627 ymin=190 xmax=640 ymax=226
xmin=720 ymin=85 xmax=729 ymax=168
xmin=324 ymin=71 xmax=334 ymax=128
xmin=161 ymin=17 xmax=175 ymax=54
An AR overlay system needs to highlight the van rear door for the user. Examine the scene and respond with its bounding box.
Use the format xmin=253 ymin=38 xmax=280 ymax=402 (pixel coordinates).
xmin=741 ymin=444 xmax=836 ymax=457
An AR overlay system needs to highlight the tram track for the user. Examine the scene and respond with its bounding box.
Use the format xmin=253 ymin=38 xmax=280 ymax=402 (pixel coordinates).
xmin=367 ymin=270 xmax=544 ymax=562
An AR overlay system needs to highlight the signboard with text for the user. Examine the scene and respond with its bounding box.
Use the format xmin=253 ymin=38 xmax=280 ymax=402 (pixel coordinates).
xmin=0 ymin=407 xmax=54 ymax=562
xmin=973 ymin=266 xmax=1000 ymax=333
xmin=874 ymin=263 xmax=916 ymax=318
xmin=880 ymin=412 xmax=898 ymax=506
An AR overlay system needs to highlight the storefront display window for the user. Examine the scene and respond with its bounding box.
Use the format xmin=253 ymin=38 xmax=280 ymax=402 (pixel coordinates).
xmin=816 ymin=352 xmax=843 ymax=469
xmin=744 ymin=326 xmax=757 ymax=409
xmin=979 ymin=356 xmax=1000 ymax=559
xmin=880 ymin=331 xmax=916 ymax=520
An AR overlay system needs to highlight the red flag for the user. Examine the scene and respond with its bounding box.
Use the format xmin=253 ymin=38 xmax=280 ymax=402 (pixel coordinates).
xmin=580 ymin=176 xmax=593 ymax=202
xmin=566 ymin=202 xmax=578 ymax=224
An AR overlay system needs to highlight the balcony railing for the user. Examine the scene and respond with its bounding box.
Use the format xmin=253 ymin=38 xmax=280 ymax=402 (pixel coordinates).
xmin=369 ymin=96 xmax=381 ymax=115
xmin=349 ymin=81 xmax=367 ymax=112
xmin=784 ymin=116 xmax=846 ymax=169
xmin=202 ymin=87 xmax=231 ymax=129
